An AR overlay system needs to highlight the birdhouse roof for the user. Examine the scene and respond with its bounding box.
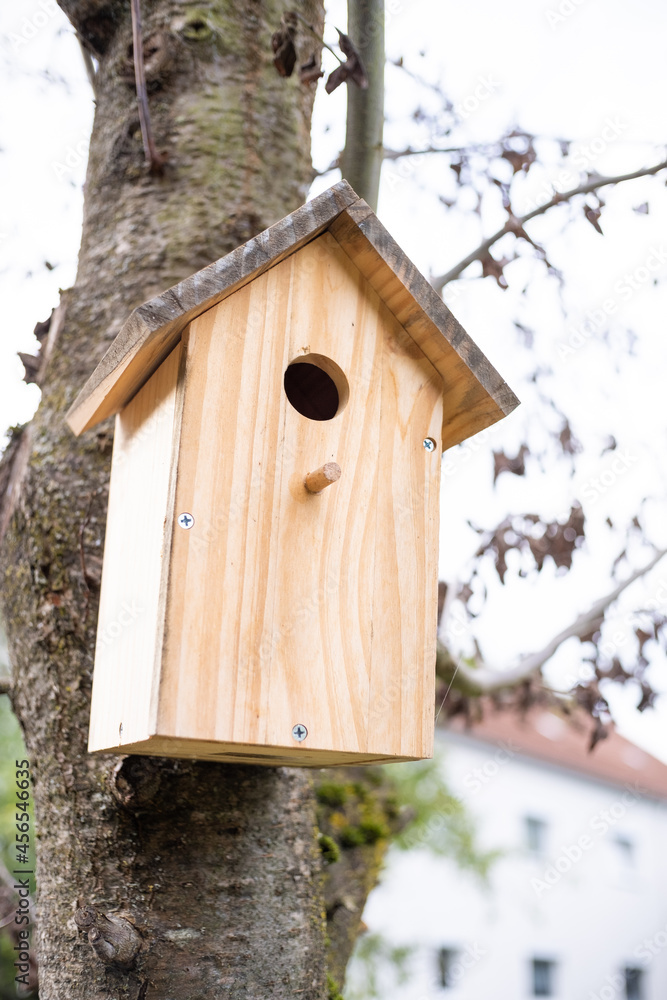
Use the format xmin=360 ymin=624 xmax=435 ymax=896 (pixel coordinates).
xmin=66 ymin=180 xmax=518 ymax=447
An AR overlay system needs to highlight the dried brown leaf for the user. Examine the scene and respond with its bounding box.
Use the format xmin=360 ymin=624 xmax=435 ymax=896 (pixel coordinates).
xmin=481 ymin=253 xmax=510 ymax=289
xmin=325 ymin=29 xmax=369 ymax=93
xmin=502 ymin=144 xmax=537 ymax=175
xmin=637 ymin=682 xmax=656 ymax=712
xmin=589 ymin=717 xmax=608 ymax=751
xmin=559 ymin=420 xmax=582 ymax=456
xmin=271 ymin=12 xmax=297 ymax=78
xmin=493 ymin=445 xmax=529 ymax=484
xmin=584 ymin=203 xmax=603 ymax=234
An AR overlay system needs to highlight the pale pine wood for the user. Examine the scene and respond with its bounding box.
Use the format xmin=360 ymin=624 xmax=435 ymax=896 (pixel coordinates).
xmin=92 ymin=734 xmax=421 ymax=767
xmin=88 ymin=343 xmax=182 ymax=753
xmin=327 ymin=203 xmax=518 ymax=449
xmin=84 ymin=207 xmax=516 ymax=764
xmin=366 ymin=325 xmax=443 ymax=758
xmin=66 ymin=182 xmax=360 ymax=435
xmin=125 ymin=233 xmax=440 ymax=762
xmin=66 ymin=182 xmax=518 ymax=446
xmin=156 ymin=234 xmax=384 ymax=757
xmin=305 ymin=462 xmax=341 ymax=493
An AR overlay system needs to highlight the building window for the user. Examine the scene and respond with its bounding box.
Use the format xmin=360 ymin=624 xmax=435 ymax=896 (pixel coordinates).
xmin=438 ymin=948 xmax=458 ymax=989
xmin=614 ymin=835 xmax=635 ymax=867
xmin=531 ymin=958 xmax=556 ymax=997
xmin=624 ymin=967 xmax=643 ymax=1000
xmin=525 ymin=816 xmax=547 ymax=855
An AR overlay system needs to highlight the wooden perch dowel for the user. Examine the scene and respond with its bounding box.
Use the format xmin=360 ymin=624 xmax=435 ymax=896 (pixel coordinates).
xmin=305 ymin=462 xmax=341 ymax=493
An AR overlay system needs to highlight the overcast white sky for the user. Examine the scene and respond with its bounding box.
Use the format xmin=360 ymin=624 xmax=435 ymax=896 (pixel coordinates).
xmin=2 ymin=1 xmax=666 ymax=756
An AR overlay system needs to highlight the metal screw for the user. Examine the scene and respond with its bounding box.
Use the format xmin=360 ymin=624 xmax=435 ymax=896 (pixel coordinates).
xmin=178 ymin=512 xmax=194 ymax=529
xmin=292 ymin=724 xmax=308 ymax=742
xmin=423 ymin=437 xmax=436 ymax=452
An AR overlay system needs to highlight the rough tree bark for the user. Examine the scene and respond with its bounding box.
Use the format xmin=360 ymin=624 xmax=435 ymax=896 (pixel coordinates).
xmin=0 ymin=2 xmax=391 ymax=996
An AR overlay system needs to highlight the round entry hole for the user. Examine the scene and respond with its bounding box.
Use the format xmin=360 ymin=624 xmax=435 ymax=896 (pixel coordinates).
xmin=283 ymin=354 xmax=348 ymax=421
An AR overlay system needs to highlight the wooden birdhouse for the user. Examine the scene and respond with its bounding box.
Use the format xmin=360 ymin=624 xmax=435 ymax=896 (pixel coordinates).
xmin=67 ymin=181 xmax=518 ymax=767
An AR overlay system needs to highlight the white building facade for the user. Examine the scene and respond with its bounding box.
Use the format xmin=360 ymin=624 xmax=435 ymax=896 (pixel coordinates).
xmin=347 ymin=710 xmax=667 ymax=1000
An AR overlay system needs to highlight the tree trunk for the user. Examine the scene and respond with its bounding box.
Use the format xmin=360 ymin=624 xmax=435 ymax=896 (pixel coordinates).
xmin=0 ymin=2 xmax=381 ymax=996
xmin=340 ymin=0 xmax=384 ymax=211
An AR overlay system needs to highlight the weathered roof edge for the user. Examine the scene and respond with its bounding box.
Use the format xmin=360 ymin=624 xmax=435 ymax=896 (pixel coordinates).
xmin=66 ymin=181 xmax=360 ymax=434
xmin=327 ymin=201 xmax=519 ymax=448
xmin=66 ymin=180 xmax=519 ymax=439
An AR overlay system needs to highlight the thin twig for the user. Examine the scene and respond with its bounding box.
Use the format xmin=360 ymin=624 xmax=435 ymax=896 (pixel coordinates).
xmin=443 ymin=548 xmax=667 ymax=695
xmin=77 ymin=34 xmax=97 ymax=95
xmin=434 ymin=656 xmax=462 ymax=724
xmin=292 ymin=11 xmax=344 ymax=64
xmin=130 ymin=0 xmax=164 ymax=174
xmin=432 ymin=157 xmax=667 ymax=291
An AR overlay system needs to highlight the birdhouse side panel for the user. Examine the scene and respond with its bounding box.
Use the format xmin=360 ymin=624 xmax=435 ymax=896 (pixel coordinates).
xmin=88 ymin=343 xmax=182 ymax=752
xmin=367 ymin=325 xmax=443 ymax=759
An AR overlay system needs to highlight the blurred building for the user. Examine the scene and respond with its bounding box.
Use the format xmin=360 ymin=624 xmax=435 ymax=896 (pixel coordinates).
xmin=349 ymin=707 xmax=667 ymax=1000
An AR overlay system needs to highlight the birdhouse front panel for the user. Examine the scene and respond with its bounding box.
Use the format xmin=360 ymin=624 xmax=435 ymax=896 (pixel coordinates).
xmin=153 ymin=233 xmax=443 ymax=764
xmin=69 ymin=181 xmax=519 ymax=767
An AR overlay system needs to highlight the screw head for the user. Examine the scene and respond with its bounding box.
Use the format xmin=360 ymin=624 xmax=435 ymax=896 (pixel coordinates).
xmin=178 ymin=512 xmax=194 ymax=529
xmin=423 ymin=437 xmax=436 ymax=452
xmin=292 ymin=723 xmax=308 ymax=742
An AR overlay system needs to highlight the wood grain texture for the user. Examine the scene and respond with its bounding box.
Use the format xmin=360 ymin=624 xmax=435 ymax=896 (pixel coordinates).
xmin=88 ymin=343 xmax=182 ymax=752
xmin=89 ymin=734 xmax=420 ymax=767
xmin=366 ymin=323 xmax=443 ymax=758
xmin=66 ymin=181 xmax=360 ymax=435
xmin=142 ymin=233 xmax=442 ymax=762
xmin=66 ymin=181 xmax=518 ymax=449
xmin=328 ymin=203 xmax=520 ymax=449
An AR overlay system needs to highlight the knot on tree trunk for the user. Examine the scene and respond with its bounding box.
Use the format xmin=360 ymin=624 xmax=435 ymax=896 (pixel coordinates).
xmin=74 ymin=904 xmax=142 ymax=968
xmin=109 ymin=755 xmax=165 ymax=810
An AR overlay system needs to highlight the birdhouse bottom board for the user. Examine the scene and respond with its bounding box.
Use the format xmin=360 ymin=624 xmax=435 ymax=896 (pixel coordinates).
xmin=88 ymin=233 xmax=444 ymax=766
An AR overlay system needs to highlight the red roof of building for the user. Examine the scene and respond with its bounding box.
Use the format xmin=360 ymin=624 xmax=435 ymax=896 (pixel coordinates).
xmin=444 ymin=704 xmax=667 ymax=800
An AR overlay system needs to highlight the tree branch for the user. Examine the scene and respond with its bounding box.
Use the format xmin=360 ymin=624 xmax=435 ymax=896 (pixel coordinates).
xmin=130 ymin=0 xmax=164 ymax=174
xmin=77 ymin=34 xmax=98 ymax=95
xmin=382 ymin=142 xmax=501 ymax=162
xmin=432 ymin=157 xmax=667 ymax=291
xmin=339 ymin=0 xmax=384 ymax=211
xmin=439 ymin=548 xmax=667 ymax=695
xmin=293 ymin=11 xmax=343 ymax=64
